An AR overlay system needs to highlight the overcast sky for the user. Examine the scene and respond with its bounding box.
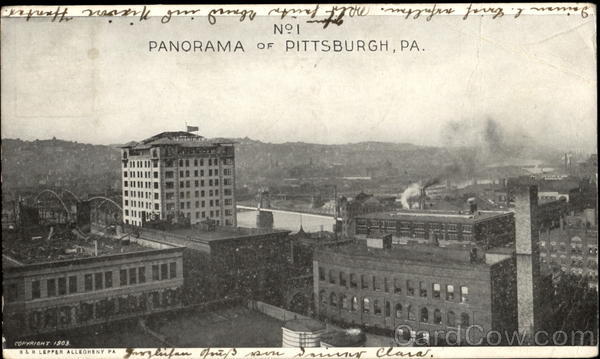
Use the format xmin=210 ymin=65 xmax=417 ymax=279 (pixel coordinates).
xmin=1 ymin=12 xmax=596 ymax=152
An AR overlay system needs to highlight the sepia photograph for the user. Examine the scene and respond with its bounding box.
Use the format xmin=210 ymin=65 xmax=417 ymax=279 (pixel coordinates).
xmin=1 ymin=3 xmax=597 ymax=358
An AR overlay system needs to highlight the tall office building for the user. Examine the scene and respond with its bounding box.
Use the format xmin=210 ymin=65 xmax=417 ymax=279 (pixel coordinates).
xmin=120 ymin=131 xmax=236 ymax=227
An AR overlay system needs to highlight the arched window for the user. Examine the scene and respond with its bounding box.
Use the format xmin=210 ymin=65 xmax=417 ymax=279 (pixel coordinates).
xmin=341 ymin=295 xmax=349 ymax=310
xmin=447 ymin=310 xmax=456 ymax=327
xmin=420 ymin=307 xmax=429 ymax=323
xmin=407 ymin=305 xmax=415 ymax=320
xmin=351 ymin=296 xmax=358 ymax=312
xmin=319 ymin=290 xmax=327 ymax=304
xmin=330 ymin=292 xmax=337 ymax=307
xmin=362 ymin=298 xmax=370 ymax=313
xmin=461 ymin=312 xmax=470 ymax=327
xmin=385 ymin=301 xmax=391 ymax=317
xmin=395 ymin=303 xmax=403 ymax=318
xmin=433 ymin=309 xmax=442 ymax=325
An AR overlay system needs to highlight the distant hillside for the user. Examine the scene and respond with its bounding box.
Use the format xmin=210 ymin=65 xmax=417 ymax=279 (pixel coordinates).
xmin=1 ymin=136 xmax=562 ymax=195
xmin=1 ymin=138 xmax=121 ymax=194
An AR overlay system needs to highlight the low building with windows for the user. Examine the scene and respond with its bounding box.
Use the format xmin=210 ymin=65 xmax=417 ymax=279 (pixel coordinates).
xmin=2 ymin=229 xmax=184 ymax=340
xmin=313 ymin=240 xmax=518 ymax=344
xmin=353 ymin=208 xmax=515 ymax=250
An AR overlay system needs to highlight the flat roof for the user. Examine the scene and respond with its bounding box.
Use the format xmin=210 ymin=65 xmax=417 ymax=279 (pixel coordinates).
xmin=2 ymin=229 xmax=153 ymax=265
xmin=168 ymin=226 xmax=290 ymax=243
xmin=316 ymin=242 xmax=496 ymax=269
xmin=357 ymin=209 xmax=511 ymax=223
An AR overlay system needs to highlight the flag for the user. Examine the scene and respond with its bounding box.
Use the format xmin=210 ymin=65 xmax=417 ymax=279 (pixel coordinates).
xmin=187 ymin=125 xmax=199 ymax=132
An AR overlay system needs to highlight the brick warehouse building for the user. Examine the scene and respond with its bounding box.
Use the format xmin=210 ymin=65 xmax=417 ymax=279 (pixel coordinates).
xmin=3 ymin=229 xmax=184 ymax=340
xmin=354 ymin=208 xmax=515 ymax=250
xmin=131 ymin=225 xmax=291 ymax=306
xmin=313 ymin=240 xmax=517 ymax=344
xmin=120 ymin=131 xmax=237 ymax=227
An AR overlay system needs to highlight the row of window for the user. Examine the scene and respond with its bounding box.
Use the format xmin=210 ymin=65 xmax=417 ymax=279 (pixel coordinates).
xmin=357 ymin=220 xmax=472 ymax=233
xmin=123 ymin=157 xmax=227 ymax=169
xmin=319 ymin=292 xmax=471 ymax=327
xmin=319 ymin=268 xmax=469 ymax=302
xmin=29 ymin=263 xmax=177 ymax=300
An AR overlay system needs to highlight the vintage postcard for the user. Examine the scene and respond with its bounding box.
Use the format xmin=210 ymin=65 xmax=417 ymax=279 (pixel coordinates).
xmin=1 ymin=3 xmax=597 ymax=359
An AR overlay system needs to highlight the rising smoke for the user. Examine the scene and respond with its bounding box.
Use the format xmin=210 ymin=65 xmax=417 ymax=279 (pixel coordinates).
xmin=399 ymin=118 xmax=535 ymax=209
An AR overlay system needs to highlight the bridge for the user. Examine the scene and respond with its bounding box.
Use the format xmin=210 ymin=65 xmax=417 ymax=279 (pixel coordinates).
xmin=236 ymin=205 xmax=341 ymax=221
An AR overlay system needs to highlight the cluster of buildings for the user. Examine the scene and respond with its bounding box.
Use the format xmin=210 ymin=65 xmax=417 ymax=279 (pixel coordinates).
xmin=2 ymin=131 xmax=597 ymax=347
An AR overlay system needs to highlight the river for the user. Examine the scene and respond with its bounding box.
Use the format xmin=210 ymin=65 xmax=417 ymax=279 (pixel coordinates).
xmin=236 ymin=209 xmax=336 ymax=233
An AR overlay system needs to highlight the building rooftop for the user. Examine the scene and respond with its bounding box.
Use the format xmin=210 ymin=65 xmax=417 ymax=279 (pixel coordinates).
xmin=120 ymin=131 xmax=235 ymax=150
xmin=358 ymin=209 xmax=511 ymax=223
xmin=138 ymin=226 xmax=290 ymax=253
xmin=2 ymin=228 xmax=152 ymax=265
xmin=283 ymin=318 xmax=326 ymax=332
xmin=316 ymin=241 xmax=495 ymax=268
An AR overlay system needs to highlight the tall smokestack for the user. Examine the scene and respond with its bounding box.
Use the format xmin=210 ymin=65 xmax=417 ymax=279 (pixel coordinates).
xmin=512 ymin=184 xmax=541 ymax=344
xmin=467 ymin=198 xmax=477 ymax=214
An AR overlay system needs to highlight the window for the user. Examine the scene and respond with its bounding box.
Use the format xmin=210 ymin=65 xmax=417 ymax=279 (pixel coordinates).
xmin=461 ymin=313 xmax=470 ymax=326
xmin=105 ymin=272 xmax=113 ymax=288
xmin=58 ymin=277 xmax=67 ymax=296
xmin=319 ymin=290 xmax=327 ymax=305
xmin=341 ymin=295 xmax=349 ymax=310
xmin=350 ymin=273 xmax=357 ymax=288
xmin=32 ymin=280 xmax=41 ymax=299
xmin=420 ymin=281 xmax=428 ymax=297
xmin=129 ymin=268 xmax=137 ymax=285
xmin=394 ymin=278 xmax=402 ymax=294
xmin=361 ymin=275 xmax=369 ymax=289
xmin=94 ymin=272 xmax=103 ymax=290
xmin=120 ymin=269 xmax=127 ymax=286
xmin=329 ymin=270 xmax=336 ymax=284
xmin=420 ymin=307 xmax=429 ymax=323
xmin=362 ymin=298 xmax=370 ymax=313
xmin=446 ymin=285 xmax=455 ymax=300
xmin=319 ymin=267 xmax=325 ymax=281
xmin=68 ymin=276 xmax=77 ymax=293
xmin=339 ymin=272 xmax=347 ymax=287
xmin=84 ymin=274 xmax=93 ymax=292
xmin=138 ymin=267 xmax=146 ymax=283
xmin=447 ymin=311 xmax=456 ymax=327
xmin=433 ymin=283 xmax=441 ymax=299
xmin=407 ymin=305 xmax=415 ymax=320
xmin=330 ymin=293 xmax=337 ymax=307
xmin=374 ymin=276 xmax=383 ymax=291
xmin=161 ymin=263 xmax=168 ymax=280
xmin=384 ymin=277 xmax=389 ymax=292
xmin=46 ymin=279 xmax=57 ymax=297
xmin=385 ymin=301 xmax=391 ymax=317
xmin=407 ymin=280 xmax=415 ymax=296
xmin=170 ymin=262 xmax=177 ymax=279
xmin=374 ymin=300 xmax=382 ymax=315
xmin=351 ymin=297 xmax=359 ymax=312
xmin=395 ymin=303 xmax=403 ymax=318
xmin=460 ymin=286 xmax=468 ymax=303
xmin=433 ymin=309 xmax=442 ymax=324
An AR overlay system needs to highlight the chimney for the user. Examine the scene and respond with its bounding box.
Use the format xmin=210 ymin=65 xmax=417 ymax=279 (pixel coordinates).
xmin=467 ymin=197 xmax=477 ymax=214
xmin=511 ymin=184 xmax=541 ymax=343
